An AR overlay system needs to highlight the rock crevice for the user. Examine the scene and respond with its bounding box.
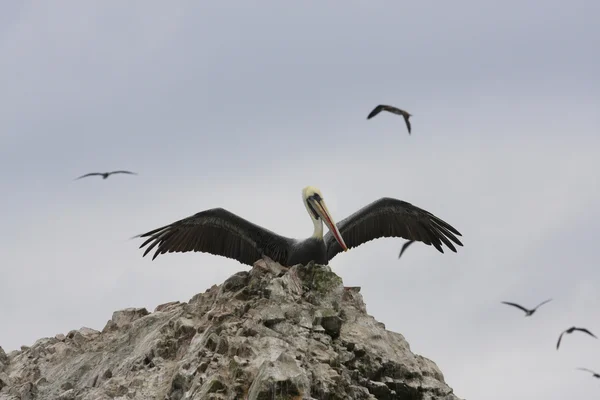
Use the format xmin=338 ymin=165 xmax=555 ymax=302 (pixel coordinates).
xmin=0 ymin=258 xmax=459 ymax=400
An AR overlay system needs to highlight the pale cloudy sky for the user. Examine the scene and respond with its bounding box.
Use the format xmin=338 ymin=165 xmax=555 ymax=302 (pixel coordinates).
xmin=1 ymin=1 xmax=600 ymax=399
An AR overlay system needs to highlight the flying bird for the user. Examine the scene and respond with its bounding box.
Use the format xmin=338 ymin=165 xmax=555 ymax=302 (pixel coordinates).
xmin=135 ymin=186 xmax=463 ymax=267
xmin=75 ymin=171 xmax=137 ymax=180
xmin=576 ymin=368 xmax=600 ymax=379
xmin=367 ymin=105 xmax=413 ymax=134
xmin=398 ymin=240 xmax=415 ymax=260
xmin=500 ymin=299 xmax=552 ymax=316
xmin=556 ymin=327 xmax=597 ymax=350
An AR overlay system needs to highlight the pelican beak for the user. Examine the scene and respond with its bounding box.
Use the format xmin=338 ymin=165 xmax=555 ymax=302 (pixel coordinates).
xmin=309 ymin=197 xmax=348 ymax=251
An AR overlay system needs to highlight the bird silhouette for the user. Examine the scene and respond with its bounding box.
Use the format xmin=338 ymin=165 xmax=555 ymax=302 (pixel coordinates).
xmin=577 ymin=368 xmax=600 ymax=378
xmin=367 ymin=104 xmax=412 ymax=134
xmin=398 ymin=240 xmax=415 ymax=260
xmin=75 ymin=171 xmax=137 ymax=180
xmin=500 ymin=299 xmax=552 ymax=317
xmin=556 ymin=327 xmax=597 ymax=350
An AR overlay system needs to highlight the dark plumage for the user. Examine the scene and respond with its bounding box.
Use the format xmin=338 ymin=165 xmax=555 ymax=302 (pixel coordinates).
xmin=500 ymin=299 xmax=552 ymax=316
xmin=398 ymin=240 xmax=415 ymax=260
xmin=75 ymin=170 xmax=137 ymax=180
xmin=556 ymin=327 xmax=597 ymax=350
xmin=577 ymin=368 xmax=600 ymax=378
xmin=134 ymin=186 xmax=463 ymax=267
xmin=367 ymin=104 xmax=412 ymax=134
xmin=323 ymin=197 xmax=462 ymax=262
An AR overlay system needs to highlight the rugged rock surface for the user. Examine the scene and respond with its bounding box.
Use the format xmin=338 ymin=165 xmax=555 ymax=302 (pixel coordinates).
xmin=0 ymin=257 xmax=460 ymax=400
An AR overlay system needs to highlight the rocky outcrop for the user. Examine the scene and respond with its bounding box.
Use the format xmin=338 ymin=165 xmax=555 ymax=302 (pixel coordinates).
xmin=0 ymin=258 xmax=459 ymax=400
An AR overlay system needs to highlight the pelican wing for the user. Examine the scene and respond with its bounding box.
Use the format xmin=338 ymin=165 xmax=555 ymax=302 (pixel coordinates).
xmin=75 ymin=172 xmax=103 ymax=180
xmin=398 ymin=240 xmax=415 ymax=260
xmin=135 ymin=208 xmax=294 ymax=266
xmin=501 ymin=301 xmax=529 ymax=313
xmin=324 ymin=197 xmax=463 ymax=261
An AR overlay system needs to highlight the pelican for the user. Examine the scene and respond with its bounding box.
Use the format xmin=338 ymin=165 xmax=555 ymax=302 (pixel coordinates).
xmin=75 ymin=170 xmax=137 ymax=180
xmin=135 ymin=186 xmax=463 ymax=267
xmin=367 ymin=105 xmax=412 ymax=134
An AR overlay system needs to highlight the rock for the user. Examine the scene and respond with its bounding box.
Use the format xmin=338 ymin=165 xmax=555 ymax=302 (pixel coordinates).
xmin=261 ymin=305 xmax=286 ymax=328
xmin=247 ymin=352 xmax=310 ymax=399
xmin=0 ymin=346 xmax=7 ymax=366
xmin=154 ymin=301 xmax=181 ymax=312
xmin=78 ymin=327 xmax=100 ymax=338
xmin=314 ymin=309 xmax=343 ymax=339
xmin=221 ymin=271 xmax=250 ymax=293
xmin=0 ymin=372 xmax=9 ymax=391
xmin=0 ymin=257 xmax=461 ymax=400
xmin=109 ymin=307 xmax=150 ymax=329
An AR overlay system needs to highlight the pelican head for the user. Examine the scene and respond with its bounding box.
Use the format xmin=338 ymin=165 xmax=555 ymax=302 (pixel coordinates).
xmin=302 ymin=186 xmax=348 ymax=251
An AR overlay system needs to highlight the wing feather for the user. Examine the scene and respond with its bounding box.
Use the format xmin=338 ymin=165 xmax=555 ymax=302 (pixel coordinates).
xmin=404 ymin=116 xmax=412 ymax=134
xmin=575 ymin=328 xmax=597 ymax=338
xmin=324 ymin=197 xmax=462 ymax=261
xmin=532 ymin=298 xmax=552 ymax=310
xmin=577 ymin=368 xmax=598 ymax=374
xmin=135 ymin=208 xmax=293 ymax=266
xmin=367 ymin=105 xmax=384 ymax=119
xmin=557 ymin=332 xmax=565 ymax=349
xmin=398 ymin=240 xmax=415 ymax=259
xmin=501 ymin=302 xmax=529 ymax=313
xmin=75 ymin=173 xmax=102 ymax=180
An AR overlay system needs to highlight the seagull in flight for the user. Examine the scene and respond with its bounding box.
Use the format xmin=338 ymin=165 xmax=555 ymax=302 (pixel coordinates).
xmin=500 ymin=299 xmax=552 ymax=317
xmin=398 ymin=240 xmax=415 ymax=260
xmin=367 ymin=104 xmax=413 ymax=134
xmin=577 ymin=368 xmax=600 ymax=379
xmin=75 ymin=171 xmax=137 ymax=180
xmin=556 ymin=327 xmax=597 ymax=350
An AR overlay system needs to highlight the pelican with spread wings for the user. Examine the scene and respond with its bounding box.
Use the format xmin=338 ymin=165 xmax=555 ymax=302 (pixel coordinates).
xmin=135 ymin=186 xmax=463 ymax=267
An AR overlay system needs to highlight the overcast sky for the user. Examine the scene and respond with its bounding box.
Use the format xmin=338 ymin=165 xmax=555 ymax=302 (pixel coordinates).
xmin=1 ymin=1 xmax=600 ymax=399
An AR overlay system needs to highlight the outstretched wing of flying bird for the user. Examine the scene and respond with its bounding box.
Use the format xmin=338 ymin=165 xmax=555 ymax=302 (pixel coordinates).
xmin=75 ymin=173 xmax=103 ymax=180
xmin=367 ymin=105 xmax=412 ymax=134
xmin=324 ymin=198 xmax=462 ymax=261
xmin=367 ymin=104 xmax=406 ymax=118
xmin=404 ymin=117 xmax=412 ymax=134
xmin=398 ymin=240 xmax=415 ymax=260
xmin=577 ymin=368 xmax=599 ymax=374
xmin=134 ymin=208 xmax=294 ymax=266
xmin=575 ymin=328 xmax=597 ymax=338
xmin=501 ymin=302 xmax=530 ymax=313
xmin=533 ymin=299 xmax=552 ymax=310
xmin=367 ymin=105 xmax=386 ymax=119
xmin=556 ymin=331 xmax=566 ymax=349
xmin=109 ymin=170 xmax=137 ymax=175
